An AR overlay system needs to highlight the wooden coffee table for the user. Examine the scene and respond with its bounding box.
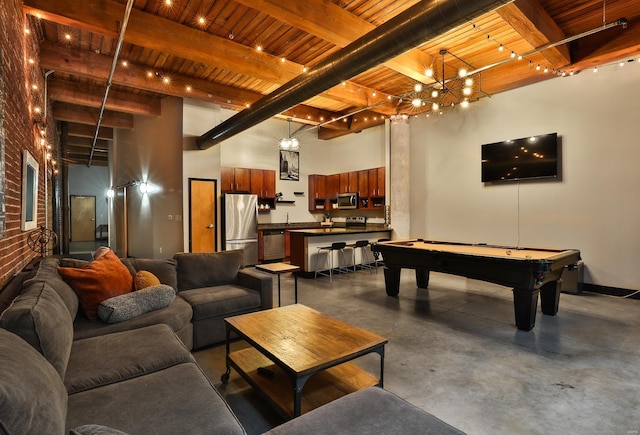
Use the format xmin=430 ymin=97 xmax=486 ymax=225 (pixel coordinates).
xmin=221 ymin=304 xmax=387 ymax=418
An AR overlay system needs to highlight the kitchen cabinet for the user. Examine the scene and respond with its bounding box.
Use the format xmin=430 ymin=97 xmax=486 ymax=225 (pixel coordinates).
xmin=368 ymin=167 xmax=385 ymax=197
xmin=339 ymin=172 xmax=357 ymax=193
xmin=326 ymin=174 xmax=339 ymax=199
xmin=221 ymin=167 xmax=250 ymax=192
xmin=308 ymin=174 xmax=327 ymax=211
xmin=250 ymin=169 xmax=276 ymax=198
xmin=357 ymin=170 xmax=369 ymax=208
xmin=250 ymin=169 xmax=276 ymax=211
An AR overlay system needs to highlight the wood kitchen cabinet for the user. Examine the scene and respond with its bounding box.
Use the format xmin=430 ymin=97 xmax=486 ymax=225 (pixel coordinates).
xmin=308 ymin=174 xmax=327 ymax=211
xmin=250 ymin=169 xmax=276 ymax=198
xmin=339 ymin=171 xmax=358 ymax=193
xmin=326 ymin=174 xmax=339 ymax=199
xmin=357 ymin=169 xmax=369 ymax=208
xmin=368 ymin=167 xmax=385 ymax=208
xmin=221 ymin=167 xmax=251 ymax=192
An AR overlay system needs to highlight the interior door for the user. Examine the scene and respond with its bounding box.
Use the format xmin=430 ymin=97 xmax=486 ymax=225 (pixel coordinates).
xmin=70 ymin=195 xmax=96 ymax=242
xmin=189 ymin=178 xmax=216 ymax=253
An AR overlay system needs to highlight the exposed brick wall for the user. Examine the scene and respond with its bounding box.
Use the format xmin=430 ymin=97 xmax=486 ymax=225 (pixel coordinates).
xmin=0 ymin=0 xmax=54 ymax=286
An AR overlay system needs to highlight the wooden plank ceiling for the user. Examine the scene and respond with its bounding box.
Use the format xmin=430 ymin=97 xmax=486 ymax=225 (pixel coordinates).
xmin=22 ymin=0 xmax=640 ymax=166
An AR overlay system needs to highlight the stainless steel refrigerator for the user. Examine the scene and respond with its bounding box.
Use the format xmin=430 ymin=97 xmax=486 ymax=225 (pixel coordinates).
xmin=221 ymin=193 xmax=258 ymax=265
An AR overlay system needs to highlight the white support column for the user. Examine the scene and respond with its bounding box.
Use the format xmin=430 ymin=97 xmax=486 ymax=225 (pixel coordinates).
xmin=387 ymin=116 xmax=411 ymax=239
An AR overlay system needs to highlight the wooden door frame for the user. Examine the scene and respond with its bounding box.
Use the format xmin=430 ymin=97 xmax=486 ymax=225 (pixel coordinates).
xmin=188 ymin=178 xmax=217 ymax=253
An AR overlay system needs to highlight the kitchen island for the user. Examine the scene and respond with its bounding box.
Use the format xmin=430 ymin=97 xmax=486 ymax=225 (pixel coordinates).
xmin=289 ymin=226 xmax=392 ymax=277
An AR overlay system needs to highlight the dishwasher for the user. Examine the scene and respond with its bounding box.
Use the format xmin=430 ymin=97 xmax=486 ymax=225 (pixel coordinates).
xmin=263 ymin=230 xmax=286 ymax=261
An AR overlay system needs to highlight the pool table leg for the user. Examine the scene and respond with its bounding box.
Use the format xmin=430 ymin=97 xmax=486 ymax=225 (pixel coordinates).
xmin=416 ymin=269 xmax=430 ymax=288
xmin=539 ymin=280 xmax=561 ymax=316
xmin=512 ymin=288 xmax=539 ymax=331
xmin=383 ymin=267 xmax=401 ymax=296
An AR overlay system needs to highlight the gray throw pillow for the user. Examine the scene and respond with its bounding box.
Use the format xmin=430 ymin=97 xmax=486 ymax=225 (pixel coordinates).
xmin=98 ymin=285 xmax=175 ymax=324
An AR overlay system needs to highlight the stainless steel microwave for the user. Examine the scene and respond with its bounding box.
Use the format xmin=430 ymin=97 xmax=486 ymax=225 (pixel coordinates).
xmin=337 ymin=192 xmax=358 ymax=209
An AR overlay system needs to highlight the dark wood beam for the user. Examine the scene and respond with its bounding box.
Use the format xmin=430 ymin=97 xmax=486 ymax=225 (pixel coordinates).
xmin=233 ymin=0 xmax=435 ymax=84
xmin=52 ymin=102 xmax=134 ymax=129
xmin=39 ymin=42 xmax=345 ymax=128
xmin=497 ymin=0 xmax=571 ymax=67
xmin=65 ymin=136 xmax=110 ymax=149
xmin=48 ymin=78 xmax=161 ymax=116
xmin=570 ymin=23 xmax=640 ymax=70
xmin=318 ymin=112 xmax=386 ymax=140
xmin=66 ymin=122 xmax=113 ymax=140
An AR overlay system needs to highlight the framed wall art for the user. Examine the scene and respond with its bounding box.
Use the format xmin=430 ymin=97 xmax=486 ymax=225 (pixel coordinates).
xmin=21 ymin=149 xmax=39 ymax=231
xmin=279 ymin=149 xmax=299 ymax=181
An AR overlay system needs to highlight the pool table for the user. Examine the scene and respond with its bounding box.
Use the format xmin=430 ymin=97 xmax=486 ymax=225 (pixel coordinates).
xmin=371 ymin=240 xmax=581 ymax=331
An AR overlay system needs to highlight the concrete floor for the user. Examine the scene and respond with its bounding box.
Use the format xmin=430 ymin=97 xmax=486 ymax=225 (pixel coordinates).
xmin=194 ymin=267 xmax=640 ymax=435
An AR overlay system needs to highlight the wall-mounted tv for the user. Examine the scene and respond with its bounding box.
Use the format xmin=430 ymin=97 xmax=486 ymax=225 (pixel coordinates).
xmin=481 ymin=133 xmax=560 ymax=182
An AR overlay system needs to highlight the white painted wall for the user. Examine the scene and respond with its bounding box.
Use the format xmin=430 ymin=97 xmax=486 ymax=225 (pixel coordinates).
xmin=182 ymin=99 xmax=386 ymax=250
xmin=410 ymin=63 xmax=640 ymax=290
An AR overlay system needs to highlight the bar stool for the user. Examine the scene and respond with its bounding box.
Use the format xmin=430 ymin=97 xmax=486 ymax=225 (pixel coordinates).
xmin=373 ymin=238 xmax=390 ymax=270
xmin=314 ymin=242 xmax=349 ymax=282
xmin=347 ymin=240 xmax=374 ymax=274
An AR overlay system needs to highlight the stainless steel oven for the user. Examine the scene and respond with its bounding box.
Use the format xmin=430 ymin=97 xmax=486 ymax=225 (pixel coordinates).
xmin=337 ymin=192 xmax=358 ymax=209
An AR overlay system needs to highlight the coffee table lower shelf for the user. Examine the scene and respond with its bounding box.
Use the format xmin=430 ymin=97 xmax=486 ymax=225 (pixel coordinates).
xmin=227 ymin=347 xmax=380 ymax=418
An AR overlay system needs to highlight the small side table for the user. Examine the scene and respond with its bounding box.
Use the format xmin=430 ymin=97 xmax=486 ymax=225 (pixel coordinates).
xmin=255 ymin=263 xmax=301 ymax=307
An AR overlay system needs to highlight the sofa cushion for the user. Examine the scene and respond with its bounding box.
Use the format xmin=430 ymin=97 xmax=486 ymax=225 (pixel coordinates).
xmin=174 ymin=250 xmax=244 ymax=291
xmin=0 ymin=329 xmax=68 ymax=435
xmin=65 ymin=324 xmax=194 ymax=394
xmin=0 ymin=280 xmax=74 ymax=378
xmin=58 ymin=251 xmax=134 ymax=321
xmin=98 ymin=285 xmax=175 ymax=324
xmin=134 ymin=270 xmax=161 ymax=290
xmin=73 ymin=296 xmax=193 ymax=341
xmin=66 ymin=363 xmax=245 ymax=435
xmin=265 ymin=387 xmax=465 ymax=435
xmin=24 ymin=257 xmax=79 ymax=318
xmin=121 ymin=258 xmax=178 ymax=291
xmin=179 ymin=285 xmax=261 ymax=320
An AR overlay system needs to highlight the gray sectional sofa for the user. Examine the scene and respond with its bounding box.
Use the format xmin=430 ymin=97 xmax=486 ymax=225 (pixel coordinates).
xmin=0 ymin=249 xmax=465 ymax=434
xmin=0 ymin=250 xmax=271 ymax=434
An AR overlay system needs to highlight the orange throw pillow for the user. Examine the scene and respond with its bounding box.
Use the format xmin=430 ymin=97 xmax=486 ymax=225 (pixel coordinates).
xmin=58 ymin=250 xmax=133 ymax=321
xmin=134 ymin=270 xmax=161 ymax=290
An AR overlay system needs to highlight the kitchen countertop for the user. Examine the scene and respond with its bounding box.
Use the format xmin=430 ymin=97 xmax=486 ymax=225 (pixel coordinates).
xmin=287 ymin=226 xmax=391 ymax=236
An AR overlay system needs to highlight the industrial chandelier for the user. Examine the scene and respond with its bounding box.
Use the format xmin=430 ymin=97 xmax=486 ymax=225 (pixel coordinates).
xmin=408 ymin=48 xmax=478 ymax=113
xmin=279 ymin=118 xmax=300 ymax=151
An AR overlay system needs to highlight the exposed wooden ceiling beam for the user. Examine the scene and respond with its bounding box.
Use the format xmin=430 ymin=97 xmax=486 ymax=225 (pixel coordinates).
xmin=39 ymin=41 xmax=346 ymax=129
xmin=66 ymin=122 xmax=113 ymax=140
xmin=570 ymin=23 xmax=640 ymax=70
xmin=65 ymin=136 xmax=110 ymax=149
xmin=48 ymin=77 xmax=161 ymax=116
xmin=53 ymin=102 xmax=134 ymax=129
xmin=233 ymin=0 xmax=435 ymax=84
xmin=496 ymin=0 xmax=570 ymax=67
xmin=318 ymin=112 xmax=386 ymax=140
xmin=25 ymin=1 xmax=392 ymax=118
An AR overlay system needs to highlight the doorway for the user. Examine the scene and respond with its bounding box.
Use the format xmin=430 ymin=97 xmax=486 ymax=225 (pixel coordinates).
xmin=70 ymin=195 xmax=96 ymax=242
xmin=189 ymin=178 xmax=217 ymax=253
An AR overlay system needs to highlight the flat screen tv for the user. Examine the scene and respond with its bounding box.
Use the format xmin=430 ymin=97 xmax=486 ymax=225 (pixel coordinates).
xmin=481 ymin=133 xmax=559 ymax=182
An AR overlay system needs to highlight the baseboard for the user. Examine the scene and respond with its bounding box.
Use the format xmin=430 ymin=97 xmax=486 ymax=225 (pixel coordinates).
xmin=582 ymin=283 xmax=640 ymax=300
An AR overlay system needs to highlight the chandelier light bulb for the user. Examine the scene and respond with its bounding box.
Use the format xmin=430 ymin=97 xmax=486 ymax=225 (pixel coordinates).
xmin=425 ymin=67 xmax=433 ymax=77
xmin=461 ymin=99 xmax=470 ymax=108
xmin=464 ymin=77 xmax=473 ymax=87
xmin=414 ymin=83 xmax=423 ymax=92
xmin=412 ymin=98 xmax=422 ymax=108
xmin=432 ymin=102 xmax=439 ymax=111
xmin=431 ymin=90 xmax=439 ymax=98
xmin=458 ymin=68 xmax=467 ymax=78
xmin=463 ymin=87 xmax=472 ymax=96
